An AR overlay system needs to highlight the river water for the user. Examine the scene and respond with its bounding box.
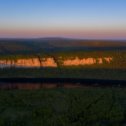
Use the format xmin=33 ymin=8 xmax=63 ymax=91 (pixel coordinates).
xmin=0 ymin=82 xmax=84 ymax=89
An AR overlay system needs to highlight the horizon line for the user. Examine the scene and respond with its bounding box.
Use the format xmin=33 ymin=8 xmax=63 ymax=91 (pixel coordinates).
xmin=0 ymin=37 xmax=126 ymax=41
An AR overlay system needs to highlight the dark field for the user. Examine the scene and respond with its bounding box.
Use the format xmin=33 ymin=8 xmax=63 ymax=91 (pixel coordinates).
xmin=0 ymin=88 xmax=126 ymax=126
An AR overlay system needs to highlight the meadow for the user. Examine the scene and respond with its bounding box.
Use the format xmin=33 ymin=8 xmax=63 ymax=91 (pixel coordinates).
xmin=0 ymin=88 xmax=126 ymax=126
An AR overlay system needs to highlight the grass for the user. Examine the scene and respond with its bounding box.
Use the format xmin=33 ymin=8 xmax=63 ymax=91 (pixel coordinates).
xmin=0 ymin=88 xmax=126 ymax=126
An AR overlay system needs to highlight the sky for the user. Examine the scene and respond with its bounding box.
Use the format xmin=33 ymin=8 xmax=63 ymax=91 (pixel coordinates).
xmin=0 ymin=0 xmax=126 ymax=39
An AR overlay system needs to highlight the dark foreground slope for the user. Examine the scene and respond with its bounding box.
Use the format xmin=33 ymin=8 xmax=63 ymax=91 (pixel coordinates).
xmin=0 ymin=88 xmax=126 ymax=126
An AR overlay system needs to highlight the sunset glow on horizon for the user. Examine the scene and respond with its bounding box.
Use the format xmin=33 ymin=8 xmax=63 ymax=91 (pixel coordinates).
xmin=0 ymin=0 xmax=126 ymax=39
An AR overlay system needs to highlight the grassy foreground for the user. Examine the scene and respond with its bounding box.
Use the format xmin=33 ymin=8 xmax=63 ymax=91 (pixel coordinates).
xmin=0 ymin=88 xmax=126 ymax=126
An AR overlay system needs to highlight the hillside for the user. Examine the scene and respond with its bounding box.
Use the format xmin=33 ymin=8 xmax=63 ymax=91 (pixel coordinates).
xmin=0 ymin=38 xmax=125 ymax=79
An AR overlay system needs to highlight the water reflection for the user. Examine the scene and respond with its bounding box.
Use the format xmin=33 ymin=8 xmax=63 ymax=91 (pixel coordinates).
xmin=0 ymin=83 xmax=83 ymax=90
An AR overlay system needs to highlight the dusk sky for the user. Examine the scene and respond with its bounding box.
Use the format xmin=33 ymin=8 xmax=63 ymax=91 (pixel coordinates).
xmin=0 ymin=0 xmax=126 ymax=39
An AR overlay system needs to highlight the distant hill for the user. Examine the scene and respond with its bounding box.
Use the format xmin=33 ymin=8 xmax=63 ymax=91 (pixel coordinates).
xmin=0 ymin=38 xmax=126 ymax=55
